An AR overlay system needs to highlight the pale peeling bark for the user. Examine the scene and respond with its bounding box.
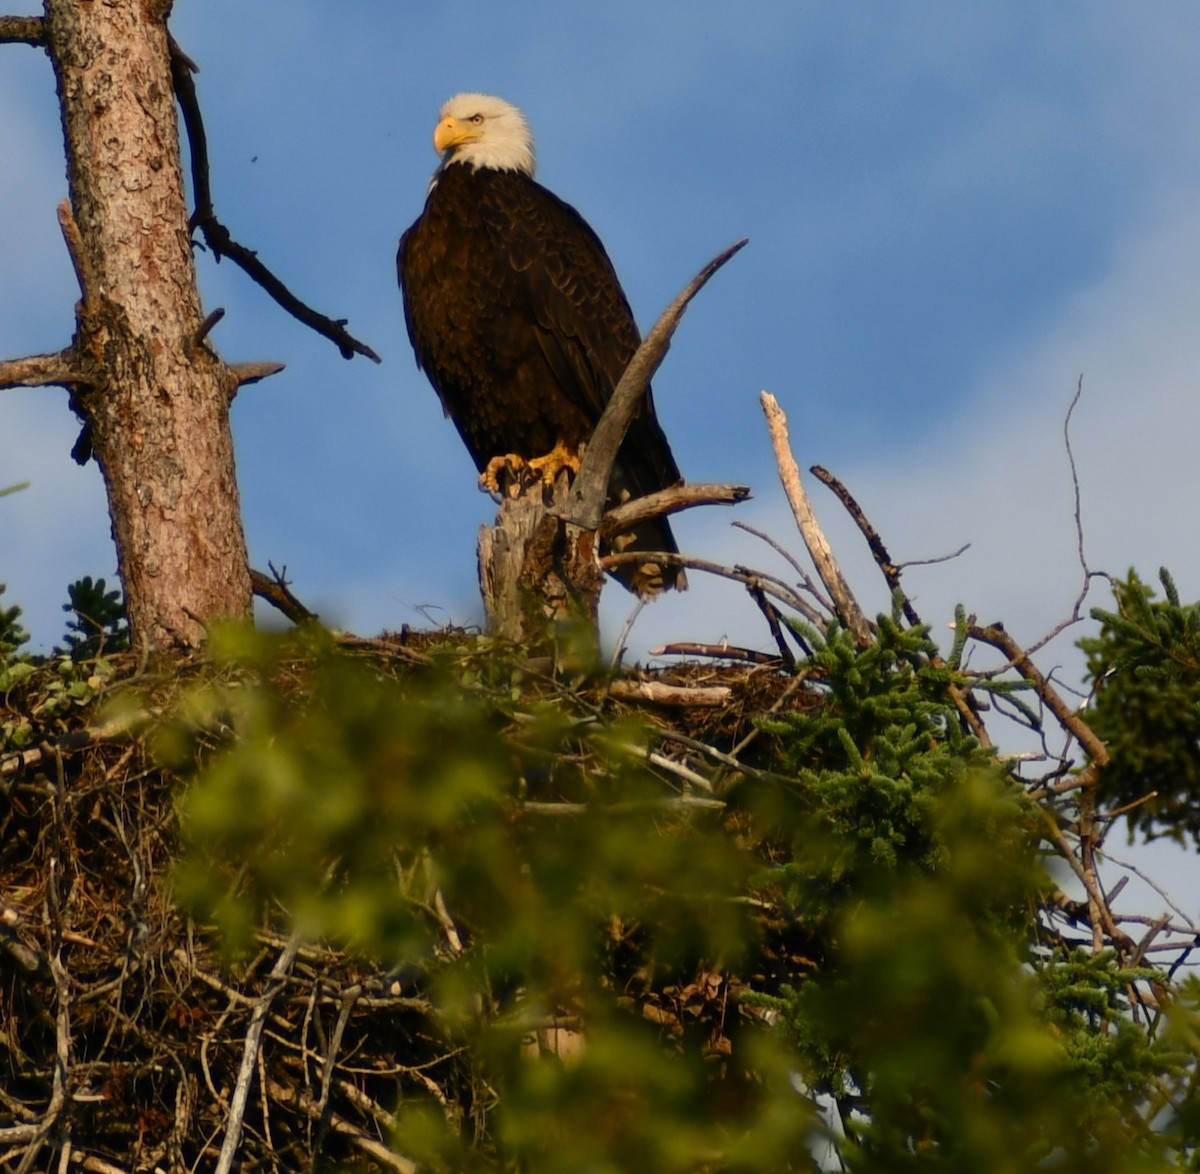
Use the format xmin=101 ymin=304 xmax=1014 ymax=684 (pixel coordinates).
xmin=45 ymin=0 xmax=250 ymax=650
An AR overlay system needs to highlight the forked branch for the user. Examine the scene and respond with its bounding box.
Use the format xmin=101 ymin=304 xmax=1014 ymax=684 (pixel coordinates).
xmin=557 ymin=239 xmax=749 ymax=531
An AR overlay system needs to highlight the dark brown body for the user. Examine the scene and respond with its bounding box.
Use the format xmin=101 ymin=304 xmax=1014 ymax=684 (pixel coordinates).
xmin=398 ymin=162 xmax=684 ymax=593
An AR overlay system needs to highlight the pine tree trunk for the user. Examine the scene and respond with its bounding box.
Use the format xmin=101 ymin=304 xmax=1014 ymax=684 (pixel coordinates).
xmin=45 ymin=0 xmax=250 ymax=651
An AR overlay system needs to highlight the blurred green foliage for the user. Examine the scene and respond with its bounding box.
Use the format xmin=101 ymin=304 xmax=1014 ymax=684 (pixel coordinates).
xmin=0 ymin=581 xmax=30 ymax=663
xmin=163 ymin=609 xmax=1200 ymax=1172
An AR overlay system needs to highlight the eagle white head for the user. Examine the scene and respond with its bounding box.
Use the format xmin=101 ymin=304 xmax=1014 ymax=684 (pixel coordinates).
xmin=433 ymin=93 xmax=536 ymax=176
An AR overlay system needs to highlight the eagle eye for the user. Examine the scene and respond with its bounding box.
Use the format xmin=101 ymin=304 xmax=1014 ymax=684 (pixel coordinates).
xmin=469 ymin=114 xmax=484 ymax=124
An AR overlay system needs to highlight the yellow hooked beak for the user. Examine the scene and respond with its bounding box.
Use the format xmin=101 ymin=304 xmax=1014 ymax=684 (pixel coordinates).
xmin=433 ymin=115 xmax=478 ymax=153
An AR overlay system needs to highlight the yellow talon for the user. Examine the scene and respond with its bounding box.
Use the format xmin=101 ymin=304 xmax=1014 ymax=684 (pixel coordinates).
xmin=480 ymin=453 xmax=527 ymax=497
xmin=526 ymin=440 xmax=581 ymax=487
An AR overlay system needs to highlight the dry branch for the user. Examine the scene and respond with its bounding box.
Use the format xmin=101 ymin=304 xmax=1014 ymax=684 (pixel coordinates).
xmin=0 ymin=15 xmax=43 ymax=44
xmin=0 ymin=351 xmax=88 ymax=391
xmin=600 ymin=482 xmax=750 ymax=538
xmin=607 ymin=679 xmax=733 ymax=707
xmin=557 ymin=239 xmax=748 ymax=531
xmin=250 ymin=565 xmax=318 ymax=625
xmin=230 ymin=361 xmax=287 ymax=389
xmin=968 ymin=622 xmax=1109 ymax=767
xmin=759 ymin=392 xmax=872 ymax=645
xmin=651 ymin=642 xmax=784 ymax=666
xmin=215 ymin=935 xmax=302 ymax=1174
xmin=168 ymin=38 xmax=381 ymax=365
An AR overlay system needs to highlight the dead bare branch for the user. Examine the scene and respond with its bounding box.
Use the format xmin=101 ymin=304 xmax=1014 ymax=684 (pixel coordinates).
xmin=0 ymin=15 xmax=43 ymax=45
xmin=167 ymin=38 xmax=381 ymax=365
xmin=968 ymin=622 xmax=1109 ymax=767
xmin=651 ymin=642 xmax=783 ymax=666
xmin=558 ymin=239 xmax=748 ymax=531
xmin=607 ymin=679 xmax=733 ymax=707
xmin=215 ymin=935 xmax=302 ymax=1174
xmin=600 ymin=482 xmax=750 ymax=538
xmin=230 ymin=361 xmax=287 ymax=389
xmin=759 ymin=392 xmax=872 ymax=645
xmin=0 ymin=351 xmax=87 ymax=391
xmin=250 ymin=564 xmax=318 ymax=625
xmin=601 ymin=549 xmax=826 ymax=625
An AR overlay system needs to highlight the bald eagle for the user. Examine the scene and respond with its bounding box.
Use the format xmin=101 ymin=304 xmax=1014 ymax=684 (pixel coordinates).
xmin=397 ymin=93 xmax=685 ymax=595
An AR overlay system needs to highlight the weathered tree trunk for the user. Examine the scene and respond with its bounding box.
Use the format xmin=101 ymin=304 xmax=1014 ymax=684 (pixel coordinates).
xmin=477 ymin=479 xmax=603 ymax=647
xmin=45 ymin=0 xmax=250 ymax=651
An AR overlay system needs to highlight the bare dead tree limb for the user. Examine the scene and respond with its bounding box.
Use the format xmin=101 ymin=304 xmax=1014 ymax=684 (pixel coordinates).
xmin=651 ymin=642 xmax=783 ymax=666
xmin=0 ymin=352 xmax=88 ymax=391
xmin=810 ymin=464 xmax=921 ymax=627
xmin=808 ymin=463 xmax=988 ymax=742
xmin=968 ymin=622 xmax=1109 ymax=767
xmin=167 ymin=38 xmax=381 ymax=365
xmin=0 ymin=15 xmax=44 ymax=45
xmin=759 ymin=392 xmax=872 ymax=645
xmin=309 ymin=984 xmax=361 ymax=1171
xmin=215 ymin=935 xmax=302 ymax=1174
xmin=607 ymin=679 xmax=733 ymax=707
xmin=230 ymin=361 xmax=287 ymax=390
xmin=250 ymin=564 xmax=318 ymax=626
xmin=557 ymin=239 xmax=748 ymax=531
xmin=601 ymin=549 xmax=826 ymax=625
xmin=56 ymin=200 xmax=89 ymax=303
xmin=264 ymin=1077 xmax=417 ymax=1174
xmin=731 ymin=520 xmax=834 ymax=614
xmin=600 ymin=481 xmax=750 ymax=538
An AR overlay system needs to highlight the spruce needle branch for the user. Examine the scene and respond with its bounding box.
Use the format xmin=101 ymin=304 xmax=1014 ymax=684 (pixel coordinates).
xmin=168 ymin=39 xmax=381 ymax=364
xmin=803 ymin=467 xmax=989 ymax=739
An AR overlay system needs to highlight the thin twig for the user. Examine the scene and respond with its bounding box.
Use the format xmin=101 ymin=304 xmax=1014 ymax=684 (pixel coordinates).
xmin=558 ymin=239 xmax=748 ymax=530
xmin=601 ymin=550 xmax=825 ymax=624
xmin=309 ymin=984 xmax=361 ymax=1171
xmin=731 ymin=520 xmax=833 ymax=613
xmin=214 ymin=934 xmax=303 ymax=1174
xmin=760 ymin=393 xmax=872 ymax=645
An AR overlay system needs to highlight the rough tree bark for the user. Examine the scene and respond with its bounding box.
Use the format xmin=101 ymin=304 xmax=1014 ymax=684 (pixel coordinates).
xmin=44 ymin=0 xmax=250 ymax=650
xmin=0 ymin=2 xmax=254 ymax=652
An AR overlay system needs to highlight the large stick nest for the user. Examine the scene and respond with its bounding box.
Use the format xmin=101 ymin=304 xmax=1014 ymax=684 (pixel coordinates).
xmin=0 ymin=634 xmax=817 ymax=1171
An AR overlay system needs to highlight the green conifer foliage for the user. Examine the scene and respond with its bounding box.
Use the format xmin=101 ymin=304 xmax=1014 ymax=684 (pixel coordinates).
xmin=1082 ymin=569 xmax=1200 ymax=844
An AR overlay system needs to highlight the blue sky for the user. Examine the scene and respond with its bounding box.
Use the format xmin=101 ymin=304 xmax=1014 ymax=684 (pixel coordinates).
xmin=4 ymin=1 xmax=1200 ymax=681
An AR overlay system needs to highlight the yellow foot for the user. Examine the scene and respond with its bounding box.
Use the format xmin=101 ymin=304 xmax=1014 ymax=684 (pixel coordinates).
xmin=480 ymin=453 xmax=527 ymax=498
xmin=527 ymin=440 xmax=581 ymax=487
